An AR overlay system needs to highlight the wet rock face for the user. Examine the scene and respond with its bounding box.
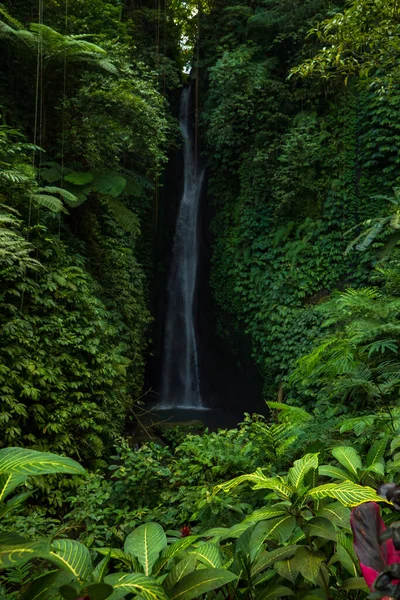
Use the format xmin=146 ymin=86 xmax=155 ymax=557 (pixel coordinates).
xmin=145 ymin=87 xmax=263 ymax=422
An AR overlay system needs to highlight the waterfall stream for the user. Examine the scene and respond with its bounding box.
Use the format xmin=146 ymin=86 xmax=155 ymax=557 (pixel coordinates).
xmin=160 ymin=86 xmax=206 ymax=409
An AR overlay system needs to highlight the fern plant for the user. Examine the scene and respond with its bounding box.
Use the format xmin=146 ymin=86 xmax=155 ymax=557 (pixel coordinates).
xmin=40 ymin=163 xmax=140 ymax=233
xmin=345 ymin=188 xmax=400 ymax=257
xmin=0 ymin=204 xmax=41 ymax=274
xmin=0 ymin=17 xmax=117 ymax=73
xmin=290 ymin=287 xmax=400 ymax=408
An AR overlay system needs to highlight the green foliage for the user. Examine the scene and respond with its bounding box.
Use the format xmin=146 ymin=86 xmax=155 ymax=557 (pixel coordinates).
xmin=201 ymin=0 xmax=400 ymax=403
xmin=290 ymin=0 xmax=400 ymax=83
xmin=4 ymin=405 xmax=400 ymax=599
xmin=0 ymin=0 xmax=175 ymax=462
xmin=290 ymin=287 xmax=400 ymax=407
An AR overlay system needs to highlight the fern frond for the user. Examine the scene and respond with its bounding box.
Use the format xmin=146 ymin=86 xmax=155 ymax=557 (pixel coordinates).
xmin=105 ymin=198 xmax=139 ymax=235
xmin=0 ymin=169 xmax=31 ymax=184
xmin=266 ymin=402 xmax=313 ymax=424
xmin=32 ymin=193 xmax=68 ymax=213
xmin=38 ymin=186 xmax=78 ymax=207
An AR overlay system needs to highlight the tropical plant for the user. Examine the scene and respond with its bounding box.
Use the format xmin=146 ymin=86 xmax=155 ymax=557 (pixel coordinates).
xmin=290 ymin=0 xmax=400 ymax=83
xmin=290 ymin=288 xmax=400 ymax=408
xmin=319 ymin=442 xmax=389 ymax=487
xmin=0 ymin=447 xmax=95 ymax=598
xmin=211 ymin=452 xmax=382 ymax=598
xmin=0 ymin=15 xmax=116 ymax=73
xmin=93 ymin=522 xmax=237 ymax=600
xmin=40 ymin=163 xmax=140 ymax=233
xmin=345 ymin=188 xmax=400 ymax=257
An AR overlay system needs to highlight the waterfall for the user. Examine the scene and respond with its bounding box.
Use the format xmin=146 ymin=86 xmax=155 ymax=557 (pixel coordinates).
xmin=160 ymin=86 xmax=205 ymax=410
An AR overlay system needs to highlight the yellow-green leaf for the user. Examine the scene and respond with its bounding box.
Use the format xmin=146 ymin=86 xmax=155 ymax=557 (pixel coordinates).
xmin=332 ymin=446 xmax=362 ymax=476
xmin=0 ymin=448 xmax=85 ymax=477
xmin=169 ymin=568 xmax=237 ymax=600
xmin=124 ymin=522 xmax=167 ymax=576
xmin=105 ymin=572 xmax=168 ymax=600
xmin=308 ymin=480 xmax=381 ymax=507
xmin=288 ymin=453 xmax=319 ymax=490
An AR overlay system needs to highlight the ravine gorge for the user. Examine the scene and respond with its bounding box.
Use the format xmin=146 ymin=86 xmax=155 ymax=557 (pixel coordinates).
xmin=1 ymin=0 xmax=400 ymax=599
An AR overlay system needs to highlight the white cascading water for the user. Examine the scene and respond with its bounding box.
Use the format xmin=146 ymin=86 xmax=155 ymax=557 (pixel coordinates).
xmin=160 ymin=86 xmax=205 ymax=409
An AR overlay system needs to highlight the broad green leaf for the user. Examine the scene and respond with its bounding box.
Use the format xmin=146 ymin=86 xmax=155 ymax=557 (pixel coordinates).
xmin=235 ymin=526 xmax=253 ymax=560
xmin=97 ymin=548 xmax=134 ymax=568
xmin=161 ymin=537 xmax=197 ymax=559
xmin=0 ymin=473 xmax=28 ymax=502
xmin=250 ymin=516 xmax=295 ymax=560
xmin=243 ymin=507 xmax=286 ymax=524
xmin=153 ymin=536 xmax=197 ymax=575
xmin=290 ymin=529 xmax=306 ymax=544
xmin=169 ymin=568 xmax=237 ymax=600
xmin=0 ymin=533 xmax=50 ymax=569
xmin=330 ymin=543 xmax=358 ymax=577
xmin=49 ymin=539 xmax=92 ymax=583
xmin=253 ymin=569 xmax=276 ymax=587
xmin=0 ymin=447 xmax=85 ymax=477
xmin=341 ymin=577 xmax=368 ymax=591
xmin=391 ymin=435 xmax=400 ymax=455
xmin=331 ymin=446 xmax=362 ymax=476
xmin=288 ymin=453 xmax=319 ymax=490
xmin=105 ymin=572 xmax=168 ymax=600
xmin=337 ymin=531 xmax=358 ymax=564
xmin=164 ymin=556 xmax=197 ymax=591
xmin=124 ymin=522 xmax=167 ymax=576
xmin=21 ymin=570 xmax=73 ymax=600
xmin=0 ymin=491 xmax=32 ymax=519
xmin=215 ymin=471 xmax=292 ymax=498
xmin=308 ymin=480 xmax=381 ymax=506
xmin=59 ymin=585 xmax=80 ymax=600
xmin=364 ymin=462 xmax=385 ymax=476
xmin=258 ymin=584 xmax=294 ymax=599
xmin=305 ymin=517 xmax=337 ymax=541
xmin=201 ymin=527 xmax=227 ymax=539
xmin=318 ymin=465 xmax=354 ymax=482
xmin=292 ymin=547 xmax=324 ymax=584
xmin=92 ymin=556 xmax=111 ymax=582
xmin=189 ymin=542 xmax=223 ymax=568
xmin=64 ymin=171 xmax=94 ymax=185
xmin=92 ymin=172 xmax=126 ymax=197
xmin=251 ymin=546 xmax=299 ymax=577
xmin=220 ymin=521 xmax=254 ymax=540
xmin=276 ymin=557 xmax=299 ymax=584
xmin=366 ymin=438 xmax=388 ymax=468
xmin=317 ymin=502 xmax=351 ymax=530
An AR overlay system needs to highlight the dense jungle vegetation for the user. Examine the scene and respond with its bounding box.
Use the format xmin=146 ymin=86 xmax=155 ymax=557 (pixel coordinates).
xmin=2 ymin=0 xmax=400 ymax=598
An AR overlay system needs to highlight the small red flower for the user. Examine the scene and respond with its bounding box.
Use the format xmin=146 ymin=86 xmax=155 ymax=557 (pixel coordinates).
xmin=180 ymin=525 xmax=191 ymax=537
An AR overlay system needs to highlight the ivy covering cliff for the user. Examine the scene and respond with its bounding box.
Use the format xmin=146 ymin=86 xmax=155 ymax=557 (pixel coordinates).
xmin=200 ymin=0 xmax=400 ymax=405
xmin=0 ymin=0 xmax=182 ymax=460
